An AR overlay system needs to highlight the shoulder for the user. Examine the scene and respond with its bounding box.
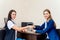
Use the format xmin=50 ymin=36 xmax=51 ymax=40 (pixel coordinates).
xmin=7 ymin=20 xmax=15 ymax=29
xmin=49 ymin=19 xmax=54 ymax=23
xmin=7 ymin=20 xmax=13 ymax=24
xmin=8 ymin=20 xmax=12 ymax=23
xmin=7 ymin=20 xmax=14 ymax=26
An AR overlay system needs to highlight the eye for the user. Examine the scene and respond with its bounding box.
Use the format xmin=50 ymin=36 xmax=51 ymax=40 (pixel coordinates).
xmin=13 ymin=14 xmax=16 ymax=15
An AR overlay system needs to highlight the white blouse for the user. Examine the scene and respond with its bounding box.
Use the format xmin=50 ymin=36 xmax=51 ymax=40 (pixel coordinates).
xmin=7 ymin=20 xmax=15 ymax=29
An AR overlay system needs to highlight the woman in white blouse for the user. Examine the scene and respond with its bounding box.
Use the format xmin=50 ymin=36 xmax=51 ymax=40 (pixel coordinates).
xmin=4 ymin=9 xmax=29 ymax=40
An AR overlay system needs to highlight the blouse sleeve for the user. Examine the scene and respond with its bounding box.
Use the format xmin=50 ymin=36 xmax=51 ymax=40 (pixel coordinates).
xmin=7 ymin=20 xmax=15 ymax=29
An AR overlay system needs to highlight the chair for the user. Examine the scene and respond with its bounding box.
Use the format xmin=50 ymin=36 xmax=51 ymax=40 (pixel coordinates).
xmin=56 ymin=29 xmax=60 ymax=39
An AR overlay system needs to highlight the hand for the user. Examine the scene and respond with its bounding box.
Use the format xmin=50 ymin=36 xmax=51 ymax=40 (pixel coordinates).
xmin=26 ymin=25 xmax=35 ymax=29
xmin=19 ymin=28 xmax=24 ymax=32
xmin=32 ymin=29 xmax=36 ymax=32
xmin=22 ymin=29 xmax=28 ymax=32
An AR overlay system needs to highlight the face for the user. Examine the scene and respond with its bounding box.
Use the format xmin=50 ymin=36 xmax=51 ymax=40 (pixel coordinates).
xmin=11 ymin=12 xmax=16 ymax=20
xmin=43 ymin=11 xmax=50 ymax=20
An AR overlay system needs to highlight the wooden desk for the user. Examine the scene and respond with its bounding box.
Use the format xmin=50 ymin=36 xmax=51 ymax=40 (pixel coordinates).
xmin=17 ymin=32 xmax=46 ymax=40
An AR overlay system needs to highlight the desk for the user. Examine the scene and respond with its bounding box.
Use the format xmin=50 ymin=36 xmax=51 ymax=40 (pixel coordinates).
xmin=17 ymin=32 xmax=46 ymax=40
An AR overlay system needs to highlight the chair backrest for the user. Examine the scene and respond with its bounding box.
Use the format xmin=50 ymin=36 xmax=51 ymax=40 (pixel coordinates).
xmin=4 ymin=18 xmax=7 ymax=24
xmin=56 ymin=29 xmax=60 ymax=36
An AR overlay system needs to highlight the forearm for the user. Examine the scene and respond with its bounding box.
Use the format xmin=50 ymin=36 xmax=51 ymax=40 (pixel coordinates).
xmin=12 ymin=25 xmax=25 ymax=31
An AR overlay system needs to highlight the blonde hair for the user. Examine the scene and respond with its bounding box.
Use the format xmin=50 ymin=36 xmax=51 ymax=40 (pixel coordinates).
xmin=43 ymin=9 xmax=52 ymax=20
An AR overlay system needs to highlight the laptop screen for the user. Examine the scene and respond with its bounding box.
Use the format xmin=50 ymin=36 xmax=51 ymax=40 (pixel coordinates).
xmin=21 ymin=22 xmax=33 ymax=27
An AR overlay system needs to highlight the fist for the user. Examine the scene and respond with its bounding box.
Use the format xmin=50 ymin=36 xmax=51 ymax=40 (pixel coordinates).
xmin=22 ymin=29 xmax=27 ymax=32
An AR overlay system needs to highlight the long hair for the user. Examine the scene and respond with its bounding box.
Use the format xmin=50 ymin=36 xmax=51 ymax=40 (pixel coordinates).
xmin=7 ymin=9 xmax=16 ymax=21
xmin=43 ymin=9 xmax=52 ymax=20
xmin=43 ymin=9 xmax=56 ymax=28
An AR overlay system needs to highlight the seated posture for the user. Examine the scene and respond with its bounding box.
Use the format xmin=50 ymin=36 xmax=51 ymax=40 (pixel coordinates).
xmin=34 ymin=9 xmax=60 ymax=40
xmin=4 ymin=10 xmax=29 ymax=40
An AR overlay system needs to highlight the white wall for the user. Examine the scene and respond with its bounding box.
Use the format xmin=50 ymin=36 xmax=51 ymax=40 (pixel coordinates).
xmin=0 ymin=0 xmax=60 ymax=29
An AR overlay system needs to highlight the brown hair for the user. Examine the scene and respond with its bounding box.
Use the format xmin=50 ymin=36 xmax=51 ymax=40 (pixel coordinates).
xmin=43 ymin=9 xmax=56 ymax=28
xmin=7 ymin=9 xmax=16 ymax=21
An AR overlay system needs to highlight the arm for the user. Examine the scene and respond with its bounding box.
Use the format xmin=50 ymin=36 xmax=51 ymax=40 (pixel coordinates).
xmin=12 ymin=25 xmax=28 ymax=32
xmin=7 ymin=21 xmax=28 ymax=32
xmin=34 ymin=23 xmax=45 ymax=30
xmin=36 ymin=20 xmax=54 ymax=34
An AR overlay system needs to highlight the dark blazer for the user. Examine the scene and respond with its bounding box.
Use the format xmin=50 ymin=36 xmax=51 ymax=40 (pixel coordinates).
xmin=35 ymin=19 xmax=60 ymax=40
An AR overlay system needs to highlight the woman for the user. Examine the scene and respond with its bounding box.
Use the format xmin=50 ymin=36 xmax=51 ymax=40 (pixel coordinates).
xmin=4 ymin=9 xmax=28 ymax=40
xmin=33 ymin=9 xmax=59 ymax=40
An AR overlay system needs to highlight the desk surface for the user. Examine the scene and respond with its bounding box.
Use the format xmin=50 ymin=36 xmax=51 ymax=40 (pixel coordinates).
xmin=18 ymin=31 xmax=41 ymax=35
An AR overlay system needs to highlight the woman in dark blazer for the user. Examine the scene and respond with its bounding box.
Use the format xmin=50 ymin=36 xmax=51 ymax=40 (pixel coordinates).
xmin=33 ymin=9 xmax=59 ymax=40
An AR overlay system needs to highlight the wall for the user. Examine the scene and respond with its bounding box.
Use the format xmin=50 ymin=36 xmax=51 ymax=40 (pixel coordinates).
xmin=0 ymin=0 xmax=60 ymax=29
